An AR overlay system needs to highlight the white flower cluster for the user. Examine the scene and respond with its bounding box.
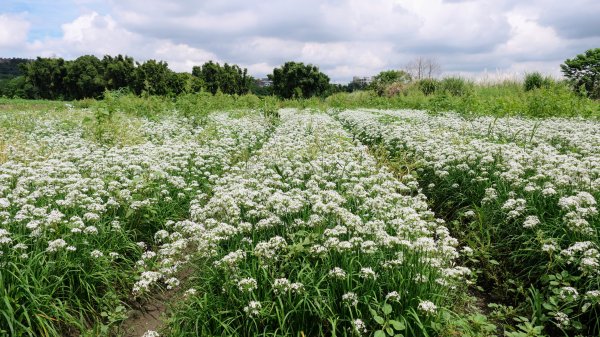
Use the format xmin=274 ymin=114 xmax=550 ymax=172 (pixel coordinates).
xmin=243 ymin=300 xmax=262 ymax=317
xmin=342 ymin=292 xmax=359 ymax=306
xmin=133 ymin=111 xmax=466 ymax=323
xmin=1 ymin=111 xmax=270 ymax=277
xmin=141 ymin=330 xmax=160 ymax=337
xmin=237 ymin=277 xmax=258 ymax=293
xmin=353 ymin=318 xmax=367 ymax=335
xmin=338 ymin=109 xmax=599 ymax=217
xmin=337 ymin=108 xmax=600 ymax=310
xmin=0 ymin=229 xmax=12 ymax=245
xmin=418 ymin=300 xmax=438 ymax=314
xmin=272 ymin=278 xmax=304 ymax=295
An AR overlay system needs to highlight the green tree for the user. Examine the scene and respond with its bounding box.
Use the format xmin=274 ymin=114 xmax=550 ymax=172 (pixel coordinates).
xmin=347 ymin=80 xmax=368 ymax=92
xmin=369 ymin=70 xmax=411 ymax=96
xmin=0 ymin=76 xmax=33 ymax=98
xmin=64 ymin=55 xmax=105 ymax=99
xmin=0 ymin=58 xmax=29 ymax=79
xmin=192 ymin=61 xmax=251 ymax=95
xmin=102 ymin=55 xmax=135 ymax=91
xmin=168 ymin=72 xmax=193 ymax=96
xmin=268 ymin=61 xmax=330 ymax=99
xmin=23 ymin=57 xmax=68 ymax=99
xmin=193 ymin=61 xmax=221 ymax=94
xmin=561 ymin=48 xmax=600 ymax=99
xmin=220 ymin=63 xmax=251 ymax=95
xmin=133 ymin=59 xmax=172 ymax=96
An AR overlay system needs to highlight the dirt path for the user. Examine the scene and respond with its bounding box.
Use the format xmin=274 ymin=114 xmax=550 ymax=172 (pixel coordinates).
xmin=122 ymin=293 xmax=169 ymax=337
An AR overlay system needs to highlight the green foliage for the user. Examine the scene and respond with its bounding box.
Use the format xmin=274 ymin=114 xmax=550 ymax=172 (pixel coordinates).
xmin=133 ymin=59 xmax=173 ymax=96
xmin=325 ymin=80 xmax=599 ymax=118
xmin=268 ymin=61 xmax=330 ymax=99
xmin=417 ymin=79 xmax=439 ymax=95
xmin=15 ymin=55 xmax=254 ymax=100
xmin=369 ymin=70 xmax=412 ymax=96
xmin=64 ymin=55 xmax=106 ymax=99
xmin=561 ymin=48 xmax=600 ymax=99
xmin=22 ymin=57 xmax=68 ymax=99
xmin=0 ymin=76 xmax=33 ymax=98
xmin=523 ymin=72 xmax=551 ymax=92
xmin=439 ymin=77 xmax=472 ymax=96
xmin=192 ymin=61 xmax=252 ymax=95
xmin=370 ymin=304 xmax=407 ymax=337
xmin=0 ymin=58 xmax=29 ymax=79
xmin=102 ymin=54 xmax=135 ymax=91
xmin=249 ymin=79 xmax=273 ymax=96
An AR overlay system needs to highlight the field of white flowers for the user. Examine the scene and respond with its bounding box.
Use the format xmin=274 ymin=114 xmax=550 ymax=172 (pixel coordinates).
xmin=1 ymin=106 xmax=598 ymax=336
xmin=338 ymin=109 xmax=600 ymax=336
xmin=0 ymin=109 xmax=273 ymax=336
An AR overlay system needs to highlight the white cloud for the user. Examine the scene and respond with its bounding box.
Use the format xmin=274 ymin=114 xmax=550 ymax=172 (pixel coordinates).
xmin=1 ymin=0 xmax=599 ymax=82
xmin=59 ymin=12 xmax=139 ymax=55
xmin=498 ymin=12 xmax=563 ymax=60
xmin=154 ymin=42 xmax=219 ymax=72
xmin=25 ymin=12 xmax=217 ymax=72
xmin=0 ymin=14 xmax=30 ymax=48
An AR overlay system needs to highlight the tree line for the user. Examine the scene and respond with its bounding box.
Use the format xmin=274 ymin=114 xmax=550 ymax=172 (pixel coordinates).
xmin=0 ymin=49 xmax=598 ymax=100
xmin=0 ymin=55 xmax=260 ymax=100
xmin=0 ymin=55 xmax=339 ymax=100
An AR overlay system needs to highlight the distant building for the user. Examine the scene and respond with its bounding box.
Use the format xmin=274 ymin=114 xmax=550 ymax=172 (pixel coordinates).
xmin=351 ymin=76 xmax=372 ymax=86
xmin=256 ymin=78 xmax=273 ymax=87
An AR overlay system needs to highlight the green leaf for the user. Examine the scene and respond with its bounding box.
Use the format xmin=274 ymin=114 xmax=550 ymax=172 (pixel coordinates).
xmin=382 ymin=303 xmax=393 ymax=315
xmin=374 ymin=330 xmax=386 ymax=337
xmin=386 ymin=327 xmax=394 ymax=335
xmin=389 ymin=320 xmax=405 ymax=330
xmin=374 ymin=315 xmax=385 ymax=325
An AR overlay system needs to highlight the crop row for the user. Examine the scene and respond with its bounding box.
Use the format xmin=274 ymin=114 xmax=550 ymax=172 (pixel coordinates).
xmin=139 ymin=110 xmax=472 ymax=336
xmin=0 ymin=111 xmax=273 ymax=336
xmin=337 ymin=109 xmax=600 ymax=336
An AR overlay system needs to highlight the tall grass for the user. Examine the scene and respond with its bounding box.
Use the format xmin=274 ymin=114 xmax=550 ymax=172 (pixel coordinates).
xmin=326 ymin=80 xmax=599 ymax=118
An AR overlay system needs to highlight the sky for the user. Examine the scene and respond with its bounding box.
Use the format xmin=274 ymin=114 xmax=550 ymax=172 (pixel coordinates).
xmin=1 ymin=0 xmax=599 ymax=83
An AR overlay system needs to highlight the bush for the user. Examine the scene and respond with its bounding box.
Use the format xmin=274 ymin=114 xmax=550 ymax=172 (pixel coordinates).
xmin=439 ymin=77 xmax=472 ymax=96
xmin=417 ymin=78 xmax=439 ymax=95
xmin=523 ymin=72 xmax=553 ymax=91
xmin=384 ymin=82 xmax=407 ymax=97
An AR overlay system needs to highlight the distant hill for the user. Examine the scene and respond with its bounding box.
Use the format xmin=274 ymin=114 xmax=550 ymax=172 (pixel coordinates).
xmin=0 ymin=58 xmax=31 ymax=79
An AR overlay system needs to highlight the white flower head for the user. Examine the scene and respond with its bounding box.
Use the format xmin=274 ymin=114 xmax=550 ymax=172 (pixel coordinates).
xmin=342 ymin=292 xmax=359 ymax=306
xmin=418 ymin=300 xmax=437 ymax=314
xmin=142 ymin=330 xmax=160 ymax=337
xmin=243 ymin=301 xmax=262 ymax=317
xmin=90 ymin=250 xmax=103 ymax=258
xmin=237 ymin=278 xmax=258 ymax=293
xmin=353 ymin=318 xmax=367 ymax=335
xmin=328 ymin=267 xmax=347 ymax=280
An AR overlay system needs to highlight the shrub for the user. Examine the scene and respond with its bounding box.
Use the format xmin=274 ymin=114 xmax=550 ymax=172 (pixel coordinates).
xmin=417 ymin=78 xmax=439 ymax=95
xmin=439 ymin=77 xmax=472 ymax=96
xmin=384 ymin=82 xmax=408 ymax=97
xmin=523 ymin=72 xmax=553 ymax=91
